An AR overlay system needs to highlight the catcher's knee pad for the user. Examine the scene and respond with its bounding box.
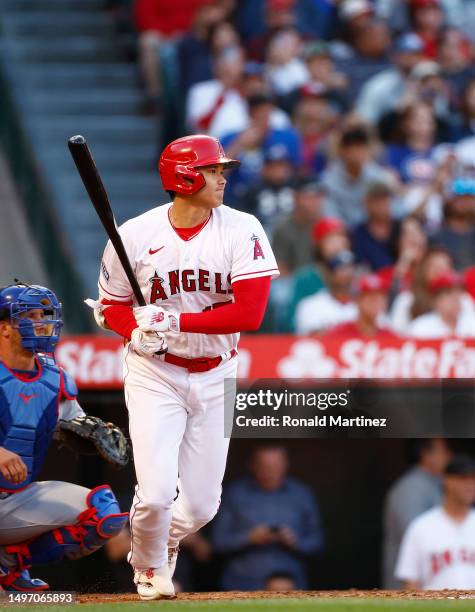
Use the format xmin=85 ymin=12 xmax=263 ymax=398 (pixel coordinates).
xmin=25 ymin=485 xmax=128 ymax=565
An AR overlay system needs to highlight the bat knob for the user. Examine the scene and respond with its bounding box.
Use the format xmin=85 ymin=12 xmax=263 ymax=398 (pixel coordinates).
xmin=69 ymin=135 xmax=86 ymax=145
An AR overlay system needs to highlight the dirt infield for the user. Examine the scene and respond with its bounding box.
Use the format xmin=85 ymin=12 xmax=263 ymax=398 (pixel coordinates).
xmin=78 ymin=590 xmax=475 ymax=603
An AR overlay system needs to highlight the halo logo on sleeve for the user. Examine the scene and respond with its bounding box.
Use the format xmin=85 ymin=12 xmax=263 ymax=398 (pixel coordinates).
xmin=251 ymin=234 xmax=265 ymax=260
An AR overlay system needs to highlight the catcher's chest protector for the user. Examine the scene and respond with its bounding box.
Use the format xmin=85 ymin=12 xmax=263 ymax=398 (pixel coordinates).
xmin=0 ymin=361 xmax=61 ymax=491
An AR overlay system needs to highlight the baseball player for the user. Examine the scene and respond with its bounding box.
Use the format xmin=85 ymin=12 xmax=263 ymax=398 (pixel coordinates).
xmin=0 ymin=283 xmax=128 ymax=591
xmin=395 ymin=454 xmax=475 ymax=589
xmin=92 ymin=134 xmax=279 ymax=599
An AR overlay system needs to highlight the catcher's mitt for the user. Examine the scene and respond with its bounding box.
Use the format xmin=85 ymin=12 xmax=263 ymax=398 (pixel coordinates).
xmin=57 ymin=415 xmax=130 ymax=469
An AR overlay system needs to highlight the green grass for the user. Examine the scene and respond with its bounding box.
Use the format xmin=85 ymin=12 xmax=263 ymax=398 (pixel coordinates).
xmin=6 ymin=598 xmax=475 ymax=612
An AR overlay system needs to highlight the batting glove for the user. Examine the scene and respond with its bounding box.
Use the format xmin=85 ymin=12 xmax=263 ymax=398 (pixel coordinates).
xmin=130 ymin=328 xmax=168 ymax=356
xmin=133 ymin=305 xmax=180 ymax=333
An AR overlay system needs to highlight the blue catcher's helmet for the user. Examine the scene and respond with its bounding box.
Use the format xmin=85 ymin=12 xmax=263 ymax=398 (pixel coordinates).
xmin=0 ymin=284 xmax=63 ymax=354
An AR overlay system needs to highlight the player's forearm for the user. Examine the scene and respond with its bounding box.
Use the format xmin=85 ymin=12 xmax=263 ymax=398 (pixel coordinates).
xmin=180 ymin=277 xmax=271 ymax=334
xmin=103 ymin=305 xmax=138 ymax=340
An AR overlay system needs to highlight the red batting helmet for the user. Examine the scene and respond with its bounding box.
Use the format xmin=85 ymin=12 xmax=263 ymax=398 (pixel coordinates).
xmin=159 ymin=134 xmax=240 ymax=196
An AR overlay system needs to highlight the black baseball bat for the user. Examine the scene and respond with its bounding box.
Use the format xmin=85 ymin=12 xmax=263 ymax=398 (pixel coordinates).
xmin=67 ymin=135 xmax=146 ymax=307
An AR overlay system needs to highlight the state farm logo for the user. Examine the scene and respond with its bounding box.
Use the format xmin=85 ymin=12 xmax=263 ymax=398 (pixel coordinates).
xmin=277 ymin=338 xmax=475 ymax=379
xmin=278 ymin=340 xmax=337 ymax=377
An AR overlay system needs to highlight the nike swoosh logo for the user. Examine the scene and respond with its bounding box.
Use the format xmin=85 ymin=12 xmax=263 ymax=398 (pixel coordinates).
xmin=149 ymin=246 xmax=164 ymax=255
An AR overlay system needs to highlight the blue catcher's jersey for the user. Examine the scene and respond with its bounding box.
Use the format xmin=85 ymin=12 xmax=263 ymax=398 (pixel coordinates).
xmin=0 ymin=356 xmax=77 ymax=492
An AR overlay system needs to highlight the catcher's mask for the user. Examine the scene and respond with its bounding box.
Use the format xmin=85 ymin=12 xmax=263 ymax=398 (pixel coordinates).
xmin=0 ymin=284 xmax=63 ymax=354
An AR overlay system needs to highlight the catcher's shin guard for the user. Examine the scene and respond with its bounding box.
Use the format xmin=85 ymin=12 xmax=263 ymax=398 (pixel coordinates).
xmin=0 ymin=555 xmax=49 ymax=592
xmin=25 ymin=485 xmax=128 ymax=564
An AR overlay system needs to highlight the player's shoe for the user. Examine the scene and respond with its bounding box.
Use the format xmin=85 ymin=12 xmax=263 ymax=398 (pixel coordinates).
xmin=134 ymin=565 xmax=175 ymax=600
xmin=0 ymin=566 xmax=49 ymax=591
xmin=167 ymin=546 xmax=179 ymax=578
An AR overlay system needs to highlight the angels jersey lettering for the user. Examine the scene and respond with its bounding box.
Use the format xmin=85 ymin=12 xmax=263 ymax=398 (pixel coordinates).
xmin=98 ymin=203 xmax=279 ymax=358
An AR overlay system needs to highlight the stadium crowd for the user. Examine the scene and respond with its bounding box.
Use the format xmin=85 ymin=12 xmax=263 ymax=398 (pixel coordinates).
xmin=130 ymin=0 xmax=475 ymax=337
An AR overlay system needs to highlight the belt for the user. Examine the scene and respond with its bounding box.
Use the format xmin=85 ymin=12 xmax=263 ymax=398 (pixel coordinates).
xmin=163 ymin=349 xmax=237 ymax=373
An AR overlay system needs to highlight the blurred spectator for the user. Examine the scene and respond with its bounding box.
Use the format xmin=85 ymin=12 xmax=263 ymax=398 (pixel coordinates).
xmin=324 ymin=273 xmax=397 ymax=338
xmin=384 ymin=215 xmax=428 ymax=293
xmin=295 ymin=250 xmax=357 ymax=334
xmin=272 ymin=178 xmax=326 ymax=275
xmin=236 ymin=144 xmax=296 ymax=234
xmin=247 ymin=0 xmax=298 ymax=62
xmin=438 ymin=28 xmax=474 ymax=111
xmin=222 ymin=93 xmax=300 ymax=202
xmin=356 ymin=32 xmax=425 ymax=125
xmin=287 ymin=217 xmax=350 ymax=330
xmin=385 ymin=101 xmax=440 ymax=182
xmin=395 ymin=453 xmax=475 ymax=590
xmin=177 ymin=7 xmax=239 ymax=95
xmin=280 ymin=41 xmax=348 ymax=115
xmin=134 ymin=0 xmax=213 ymax=112
xmin=409 ymin=0 xmax=446 ymax=60
xmin=186 ymin=46 xmax=247 ymax=138
xmin=382 ymin=439 xmax=452 ymax=589
xmin=351 ymin=180 xmax=400 ymax=271
xmin=265 ymin=28 xmax=308 ymax=97
xmin=293 ymin=91 xmax=339 ymax=176
xmin=449 ymin=79 xmax=475 ymax=141
xmin=336 ymin=0 xmax=375 ymax=57
xmin=408 ymin=270 xmax=475 ymax=337
xmin=339 ymin=18 xmax=393 ymax=99
xmin=321 ymin=124 xmax=392 ymax=226
xmin=389 ymin=245 xmax=475 ymax=333
xmin=211 ymin=445 xmax=324 ymax=590
xmin=264 ymin=571 xmax=298 ymax=591
xmin=431 ymin=176 xmax=475 ymax=269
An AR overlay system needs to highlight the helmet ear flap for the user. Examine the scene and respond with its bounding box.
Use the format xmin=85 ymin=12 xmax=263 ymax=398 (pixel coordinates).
xmin=174 ymin=165 xmax=206 ymax=195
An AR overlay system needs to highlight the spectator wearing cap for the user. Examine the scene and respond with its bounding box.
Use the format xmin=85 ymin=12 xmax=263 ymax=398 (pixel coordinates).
xmin=222 ymin=94 xmax=301 ymax=202
xmin=272 ymin=178 xmax=327 ymax=276
xmin=395 ymin=454 xmax=475 ymax=589
xmin=335 ymin=0 xmax=375 ymax=57
xmin=355 ymin=32 xmax=425 ymax=125
xmin=408 ymin=270 xmax=475 ymax=337
xmin=286 ymin=217 xmax=350 ymax=331
xmin=236 ymin=143 xmax=296 ymax=235
xmin=186 ymin=46 xmax=248 ymax=138
xmin=409 ymin=0 xmax=446 ymax=60
xmin=431 ymin=175 xmax=475 ymax=270
xmin=321 ymin=124 xmax=393 ymax=227
xmin=295 ymin=250 xmax=358 ymax=334
xmin=177 ymin=10 xmax=240 ymax=96
xmin=351 ymin=180 xmax=400 ymax=271
xmin=383 ymin=439 xmax=452 ymax=589
xmin=324 ymin=273 xmax=397 ymax=338
xmin=134 ymin=0 xmax=215 ymax=112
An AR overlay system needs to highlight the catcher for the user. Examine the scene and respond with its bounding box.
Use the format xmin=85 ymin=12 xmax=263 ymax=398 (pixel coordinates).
xmin=0 ymin=283 xmax=129 ymax=591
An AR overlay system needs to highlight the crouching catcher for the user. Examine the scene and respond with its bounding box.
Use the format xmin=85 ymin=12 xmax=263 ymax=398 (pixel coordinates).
xmin=0 ymin=283 xmax=129 ymax=591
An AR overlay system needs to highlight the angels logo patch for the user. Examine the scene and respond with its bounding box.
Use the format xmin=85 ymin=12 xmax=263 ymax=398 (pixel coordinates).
xmin=251 ymin=234 xmax=265 ymax=260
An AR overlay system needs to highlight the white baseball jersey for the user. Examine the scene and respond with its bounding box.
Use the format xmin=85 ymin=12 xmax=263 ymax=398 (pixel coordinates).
xmin=98 ymin=202 xmax=279 ymax=358
xmin=395 ymin=506 xmax=475 ymax=589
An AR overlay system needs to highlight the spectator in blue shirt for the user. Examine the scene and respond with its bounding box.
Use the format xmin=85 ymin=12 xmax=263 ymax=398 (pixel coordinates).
xmin=351 ymin=180 xmax=400 ymax=271
xmin=222 ymin=94 xmax=302 ymax=203
xmin=211 ymin=445 xmax=324 ymax=590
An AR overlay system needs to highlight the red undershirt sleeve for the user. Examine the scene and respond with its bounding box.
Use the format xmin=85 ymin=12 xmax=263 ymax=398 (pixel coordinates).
xmin=103 ymin=276 xmax=271 ymax=338
xmin=180 ymin=276 xmax=271 ymax=334
xmin=103 ymin=301 xmax=137 ymax=340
